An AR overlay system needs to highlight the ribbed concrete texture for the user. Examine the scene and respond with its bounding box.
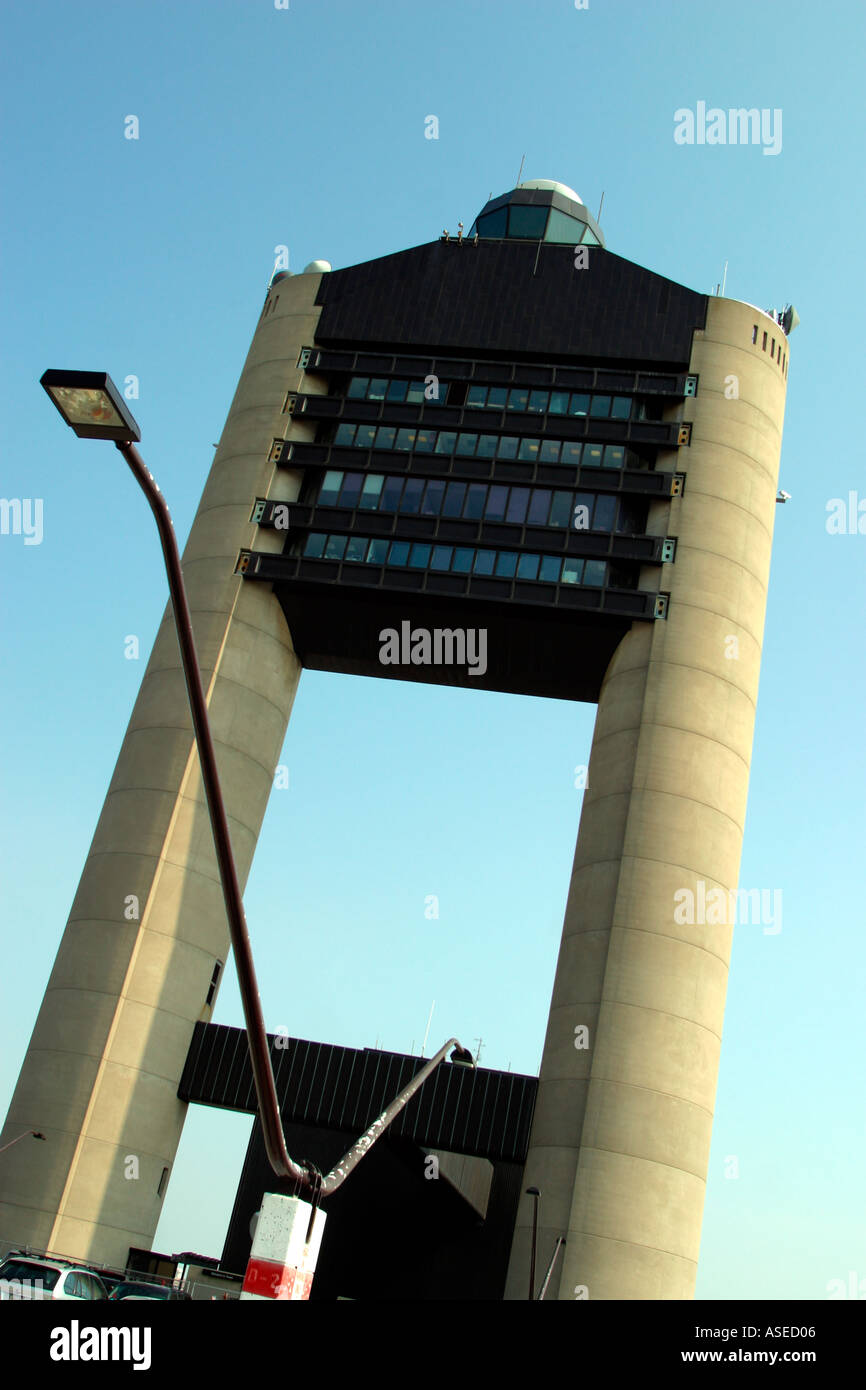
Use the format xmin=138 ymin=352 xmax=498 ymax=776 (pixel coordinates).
xmin=0 ymin=272 xmax=325 ymax=1266
xmin=506 ymin=298 xmax=789 ymax=1300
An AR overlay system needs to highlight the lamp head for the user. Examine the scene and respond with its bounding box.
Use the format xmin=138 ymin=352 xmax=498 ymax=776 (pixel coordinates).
xmin=40 ymin=370 xmax=141 ymax=442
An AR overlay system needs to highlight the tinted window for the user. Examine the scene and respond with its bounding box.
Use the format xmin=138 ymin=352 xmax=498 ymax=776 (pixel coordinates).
xmin=463 ymin=485 xmax=487 ymax=519
xmin=477 ymin=208 xmax=507 ymax=237
xmin=527 ymin=489 xmax=551 ymax=524
xmin=354 ymin=424 xmax=377 ymax=449
xmin=399 ymin=478 xmax=424 ymax=513
xmin=517 ymin=553 xmax=540 ymax=580
xmin=506 ymin=488 xmax=530 ymax=523
xmin=561 ymin=557 xmax=584 ymax=584
xmin=319 ymin=470 xmax=343 ymax=505
xmin=430 ymin=545 xmax=453 ymax=571
xmin=409 ymin=543 xmax=431 ymax=568
xmin=387 ymin=541 xmax=410 ymax=566
xmin=345 ymin=537 xmax=367 ymax=562
xmin=434 ymin=431 xmax=457 ymax=455
xmin=380 ymin=476 xmax=404 ymax=510
xmin=442 ymin=482 xmax=466 ymax=517
xmin=359 ymin=475 xmax=384 ymax=509
xmin=338 ymin=473 xmax=363 ymax=507
xmin=421 ymin=479 xmax=446 ymax=515
xmin=593 ymin=495 xmax=617 ymax=530
xmin=324 ymin=535 xmax=347 ymax=560
xmin=508 ymin=205 xmax=548 ymax=239
xmin=0 ymin=1262 xmax=60 ymax=1290
xmin=303 ymin=533 xmax=327 ymax=558
xmin=414 ymin=428 xmax=436 ymax=453
xmin=485 ymin=485 xmax=508 ymax=521
xmin=545 ymin=208 xmax=584 ymax=243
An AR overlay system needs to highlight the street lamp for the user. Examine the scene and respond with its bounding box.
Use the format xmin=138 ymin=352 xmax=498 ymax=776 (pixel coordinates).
xmin=0 ymin=1131 xmax=46 ymax=1156
xmin=526 ymin=1185 xmax=540 ymax=1301
xmin=39 ymin=370 xmax=472 ymax=1204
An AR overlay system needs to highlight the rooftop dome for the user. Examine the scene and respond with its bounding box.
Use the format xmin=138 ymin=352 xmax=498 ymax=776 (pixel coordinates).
xmin=468 ymin=177 xmax=603 ymax=248
xmin=518 ymin=178 xmax=584 ymax=205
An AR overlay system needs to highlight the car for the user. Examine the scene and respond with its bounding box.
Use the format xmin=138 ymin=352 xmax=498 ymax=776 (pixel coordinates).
xmin=107 ymin=1280 xmax=190 ymax=1301
xmin=84 ymin=1268 xmax=127 ymax=1296
xmin=0 ymin=1257 xmax=108 ymax=1301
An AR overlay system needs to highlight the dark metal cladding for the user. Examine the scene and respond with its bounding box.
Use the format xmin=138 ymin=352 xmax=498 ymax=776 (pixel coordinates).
xmin=179 ymin=1023 xmax=536 ymax=1165
xmin=314 ymin=239 xmax=708 ymax=365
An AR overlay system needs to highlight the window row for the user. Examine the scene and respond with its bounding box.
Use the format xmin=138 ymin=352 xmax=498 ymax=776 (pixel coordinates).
xmin=463 ymin=384 xmax=632 ymax=419
xmin=313 ymin=469 xmax=644 ymax=533
xmin=300 ymin=531 xmax=610 ymax=587
xmin=331 ymin=422 xmax=634 ymax=469
xmin=343 ymin=375 xmax=633 ymax=420
xmin=346 ymin=377 xmax=449 ymax=404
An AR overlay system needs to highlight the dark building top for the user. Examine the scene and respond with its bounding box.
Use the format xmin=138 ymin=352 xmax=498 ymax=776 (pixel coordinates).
xmin=236 ymin=222 xmax=705 ymax=703
xmin=314 ymin=237 xmax=706 ymax=366
xmin=179 ymin=1023 xmax=537 ymax=1166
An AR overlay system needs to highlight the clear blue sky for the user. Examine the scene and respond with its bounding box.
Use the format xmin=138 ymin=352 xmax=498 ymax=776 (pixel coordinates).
xmin=1 ymin=0 xmax=864 ymax=1299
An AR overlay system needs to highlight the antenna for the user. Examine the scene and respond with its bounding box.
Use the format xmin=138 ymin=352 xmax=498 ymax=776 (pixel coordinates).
xmin=516 ymin=153 xmax=526 ymax=186
xmin=421 ymin=1000 xmax=435 ymax=1057
xmin=596 ymin=191 xmax=605 ymax=224
xmin=721 ymin=260 xmax=728 ymax=297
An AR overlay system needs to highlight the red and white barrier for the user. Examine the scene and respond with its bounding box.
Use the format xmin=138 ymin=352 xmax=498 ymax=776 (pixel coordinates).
xmin=240 ymin=1193 xmax=326 ymax=1301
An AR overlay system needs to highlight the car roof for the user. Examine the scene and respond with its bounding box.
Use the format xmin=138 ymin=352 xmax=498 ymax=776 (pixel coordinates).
xmin=2 ymin=1257 xmax=105 ymax=1276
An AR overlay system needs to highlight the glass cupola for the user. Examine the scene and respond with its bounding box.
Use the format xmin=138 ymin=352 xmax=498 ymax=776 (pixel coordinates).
xmin=468 ymin=178 xmax=604 ymax=248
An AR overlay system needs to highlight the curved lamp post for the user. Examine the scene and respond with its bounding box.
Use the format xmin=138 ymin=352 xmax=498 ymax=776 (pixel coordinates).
xmin=39 ymin=370 xmax=473 ymax=1201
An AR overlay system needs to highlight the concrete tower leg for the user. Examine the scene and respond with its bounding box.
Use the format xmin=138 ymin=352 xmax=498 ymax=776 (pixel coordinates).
xmin=505 ymin=298 xmax=789 ymax=1300
xmin=0 ymin=273 xmax=324 ymax=1267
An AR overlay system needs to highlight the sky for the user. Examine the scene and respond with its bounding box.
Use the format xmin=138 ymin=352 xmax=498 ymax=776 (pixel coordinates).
xmin=1 ymin=0 xmax=864 ymax=1301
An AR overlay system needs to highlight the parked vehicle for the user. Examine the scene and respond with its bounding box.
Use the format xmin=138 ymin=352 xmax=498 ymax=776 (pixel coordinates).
xmin=0 ymin=1257 xmax=108 ymax=1301
xmin=108 ymin=1280 xmax=190 ymax=1301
